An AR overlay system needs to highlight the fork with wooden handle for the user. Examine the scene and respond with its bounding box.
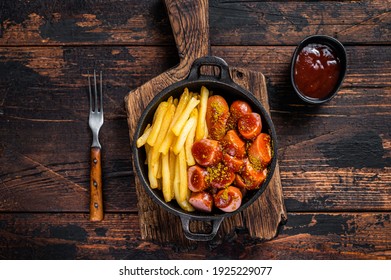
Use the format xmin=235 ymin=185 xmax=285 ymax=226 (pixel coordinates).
xmin=88 ymin=70 xmax=104 ymax=221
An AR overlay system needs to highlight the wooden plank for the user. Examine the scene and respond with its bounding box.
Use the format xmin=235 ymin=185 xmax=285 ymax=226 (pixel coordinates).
xmin=210 ymin=0 xmax=391 ymax=45
xmin=0 ymin=45 xmax=389 ymax=96
xmin=0 ymin=0 xmax=174 ymax=46
xmin=213 ymin=46 xmax=391 ymax=88
xmin=278 ymin=127 xmax=391 ymax=211
xmin=262 ymin=212 xmax=391 ymax=260
xmin=0 ymin=0 xmax=389 ymax=46
xmin=0 ymin=45 xmax=390 ymax=212
xmin=0 ymin=212 xmax=389 ymax=259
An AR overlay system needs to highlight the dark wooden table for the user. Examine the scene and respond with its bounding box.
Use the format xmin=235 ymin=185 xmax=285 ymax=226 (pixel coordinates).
xmin=0 ymin=0 xmax=390 ymax=260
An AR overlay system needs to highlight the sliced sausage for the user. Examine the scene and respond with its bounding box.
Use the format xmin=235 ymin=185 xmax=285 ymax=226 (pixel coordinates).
xmin=234 ymin=173 xmax=248 ymax=189
xmin=222 ymin=153 xmax=244 ymax=173
xmin=237 ymin=113 xmax=262 ymax=140
xmin=236 ymin=159 xmax=267 ymax=190
xmin=206 ymin=162 xmax=235 ymax=189
xmin=191 ymin=139 xmax=222 ymax=167
xmin=214 ymin=186 xmax=243 ymax=213
xmin=221 ymin=130 xmax=246 ymax=158
xmin=187 ymin=165 xmax=208 ymax=192
xmin=247 ymin=133 xmax=272 ymax=169
xmin=205 ymin=95 xmax=230 ymax=140
xmin=189 ymin=191 xmax=213 ymax=212
xmin=227 ymin=100 xmax=252 ymax=129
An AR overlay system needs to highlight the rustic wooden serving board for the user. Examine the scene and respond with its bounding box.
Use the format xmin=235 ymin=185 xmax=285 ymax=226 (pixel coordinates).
xmin=125 ymin=0 xmax=287 ymax=247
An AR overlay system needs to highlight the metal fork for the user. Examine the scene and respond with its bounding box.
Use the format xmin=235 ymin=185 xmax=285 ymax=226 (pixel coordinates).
xmin=88 ymin=70 xmax=104 ymax=221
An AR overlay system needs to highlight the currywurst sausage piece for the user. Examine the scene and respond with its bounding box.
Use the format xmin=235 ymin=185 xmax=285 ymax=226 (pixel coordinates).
xmin=187 ymin=165 xmax=208 ymax=192
xmin=235 ymin=159 xmax=267 ymax=190
xmin=206 ymin=95 xmax=230 ymax=140
xmin=237 ymin=112 xmax=262 ymax=140
xmin=214 ymin=186 xmax=243 ymax=212
xmin=221 ymin=130 xmax=246 ymax=158
xmin=189 ymin=191 xmax=213 ymax=212
xmin=191 ymin=138 xmax=222 ymax=167
xmin=247 ymin=133 xmax=272 ymax=169
xmin=227 ymin=100 xmax=252 ymax=129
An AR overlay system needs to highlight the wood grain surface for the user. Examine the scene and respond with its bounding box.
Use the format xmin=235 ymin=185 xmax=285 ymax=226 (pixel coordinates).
xmin=0 ymin=0 xmax=390 ymax=259
xmin=0 ymin=212 xmax=389 ymax=259
xmin=89 ymin=147 xmax=103 ymax=221
xmin=0 ymin=0 xmax=389 ymax=45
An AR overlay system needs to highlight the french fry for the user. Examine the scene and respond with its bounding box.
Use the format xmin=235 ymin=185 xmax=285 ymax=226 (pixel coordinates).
xmin=172 ymin=150 xmax=195 ymax=212
xmin=195 ymin=86 xmax=209 ymax=141
xmin=172 ymin=97 xmax=200 ymax=136
xmin=178 ymin=149 xmax=188 ymax=203
xmin=169 ymin=150 xmax=176 ymax=177
xmin=166 ymin=96 xmax=173 ymax=105
xmin=185 ymin=187 xmax=195 ymax=212
xmin=157 ymin=178 xmax=162 ymax=190
xmin=148 ymin=103 xmax=175 ymax=180
xmin=159 ymin=91 xmax=190 ymax=155
xmin=146 ymin=101 xmax=169 ymax=146
xmin=169 ymin=150 xmax=176 ymax=199
xmin=136 ymin=124 xmax=151 ymax=148
xmin=156 ymin=154 xmax=162 ymax=179
xmin=148 ymin=146 xmax=159 ymax=189
xmin=159 ymin=130 xmax=175 ymax=155
xmin=177 ymin=197 xmax=195 ymax=212
xmin=164 ymin=103 xmax=176 ymax=133
xmin=172 ymin=88 xmax=190 ymax=123
xmin=161 ymin=152 xmax=173 ymax=202
xmin=190 ymin=107 xmax=198 ymax=119
xmin=172 ymin=113 xmax=196 ymax=155
xmin=144 ymin=144 xmax=150 ymax=165
xmin=153 ymin=102 xmax=175 ymax=149
xmin=185 ymin=109 xmax=198 ymax=166
xmin=173 ymin=152 xmax=181 ymax=202
xmin=149 ymin=146 xmax=160 ymax=178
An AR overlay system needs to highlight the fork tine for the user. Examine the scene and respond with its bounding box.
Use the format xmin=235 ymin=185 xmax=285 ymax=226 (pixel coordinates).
xmin=94 ymin=70 xmax=98 ymax=112
xmin=88 ymin=71 xmax=93 ymax=112
xmin=100 ymin=71 xmax=103 ymax=113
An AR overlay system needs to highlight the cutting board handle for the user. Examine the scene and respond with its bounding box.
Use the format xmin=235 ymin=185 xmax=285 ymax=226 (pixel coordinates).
xmin=165 ymin=0 xmax=210 ymax=71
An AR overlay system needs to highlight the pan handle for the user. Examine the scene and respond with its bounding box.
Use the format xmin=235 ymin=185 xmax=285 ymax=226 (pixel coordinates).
xmin=180 ymin=216 xmax=224 ymax=242
xmin=187 ymin=56 xmax=232 ymax=83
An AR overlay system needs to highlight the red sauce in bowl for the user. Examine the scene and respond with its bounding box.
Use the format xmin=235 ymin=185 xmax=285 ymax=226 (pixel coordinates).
xmin=294 ymin=43 xmax=341 ymax=99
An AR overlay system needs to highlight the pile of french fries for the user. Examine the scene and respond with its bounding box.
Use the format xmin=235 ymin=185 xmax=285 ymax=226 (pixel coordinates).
xmin=136 ymin=86 xmax=209 ymax=211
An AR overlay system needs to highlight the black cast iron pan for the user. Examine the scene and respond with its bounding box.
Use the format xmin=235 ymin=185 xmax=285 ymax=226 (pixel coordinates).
xmin=133 ymin=56 xmax=278 ymax=241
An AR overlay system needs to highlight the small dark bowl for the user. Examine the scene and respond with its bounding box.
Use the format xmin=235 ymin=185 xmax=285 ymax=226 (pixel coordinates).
xmin=290 ymin=35 xmax=347 ymax=104
xmin=133 ymin=56 xmax=278 ymax=241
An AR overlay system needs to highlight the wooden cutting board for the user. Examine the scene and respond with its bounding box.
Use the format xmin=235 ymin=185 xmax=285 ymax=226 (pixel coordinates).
xmin=125 ymin=0 xmax=287 ymax=247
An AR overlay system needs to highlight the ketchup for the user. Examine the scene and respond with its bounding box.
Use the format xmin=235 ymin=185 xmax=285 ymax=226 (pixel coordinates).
xmin=294 ymin=44 xmax=341 ymax=99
